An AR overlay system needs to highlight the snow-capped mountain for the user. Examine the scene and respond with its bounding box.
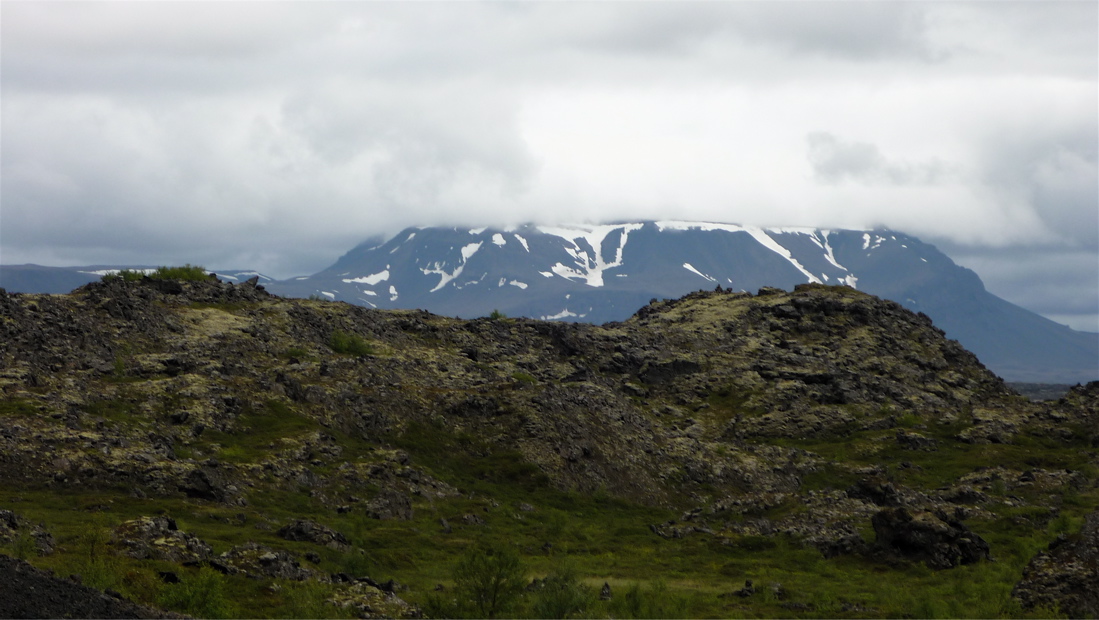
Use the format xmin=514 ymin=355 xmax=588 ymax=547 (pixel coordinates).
xmin=265 ymin=221 xmax=1098 ymax=384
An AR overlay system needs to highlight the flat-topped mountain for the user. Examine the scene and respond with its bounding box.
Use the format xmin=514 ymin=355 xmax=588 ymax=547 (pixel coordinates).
xmin=267 ymin=221 xmax=1096 ymax=384
xmin=1 ymin=275 xmax=1096 ymax=617
xmin=4 ymin=222 xmax=1095 ymax=383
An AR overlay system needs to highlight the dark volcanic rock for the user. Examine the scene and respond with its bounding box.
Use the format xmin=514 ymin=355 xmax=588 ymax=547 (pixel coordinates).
xmin=366 ymin=489 xmax=413 ymax=521
xmin=871 ymin=507 xmax=991 ymax=569
xmin=218 ymin=542 xmax=316 ymax=581
xmin=113 ymin=516 xmax=212 ymax=564
xmin=0 ymin=553 xmax=179 ymax=618
xmin=1013 ymin=510 xmax=1099 ymax=617
xmin=277 ymin=519 xmax=350 ymax=550
xmin=0 ymin=509 xmax=54 ymax=556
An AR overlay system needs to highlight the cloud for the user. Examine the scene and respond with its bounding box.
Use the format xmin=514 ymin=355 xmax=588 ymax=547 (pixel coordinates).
xmin=806 ymin=132 xmax=961 ymax=185
xmin=0 ymin=0 xmax=1095 ymax=336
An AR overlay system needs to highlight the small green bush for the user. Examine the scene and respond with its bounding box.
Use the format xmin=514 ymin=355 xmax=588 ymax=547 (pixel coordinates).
xmin=453 ymin=545 xmax=528 ymax=619
xmin=157 ymin=567 xmax=235 ymax=618
xmin=489 ymin=309 xmax=507 ymax=320
xmin=528 ymin=563 xmax=595 ymax=619
xmin=112 ymin=269 xmax=147 ymax=282
xmin=102 ymin=264 xmax=209 ymax=282
xmin=151 ymin=264 xmax=209 ymax=281
xmin=330 ymin=330 xmax=375 ymax=357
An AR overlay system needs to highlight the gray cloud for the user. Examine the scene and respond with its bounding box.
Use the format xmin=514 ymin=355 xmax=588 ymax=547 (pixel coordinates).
xmin=807 ymin=132 xmax=961 ymax=185
xmin=1 ymin=2 xmax=1095 ymax=330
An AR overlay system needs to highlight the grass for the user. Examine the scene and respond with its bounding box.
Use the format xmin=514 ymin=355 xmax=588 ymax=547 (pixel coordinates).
xmin=330 ymin=330 xmax=375 ymax=357
xmin=200 ymin=400 xmax=320 ymax=464
xmin=2 ymin=370 xmax=1094 ymax=618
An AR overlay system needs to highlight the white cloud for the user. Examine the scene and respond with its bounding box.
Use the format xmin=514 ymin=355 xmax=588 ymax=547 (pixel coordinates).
xmin=1 ymin=0 xmax=1095 ymax=333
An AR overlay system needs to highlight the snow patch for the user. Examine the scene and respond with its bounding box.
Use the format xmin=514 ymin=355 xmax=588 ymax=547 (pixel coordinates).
xmin=421 ymin=242 xmax=482 ymax=292
xmin=509 ymin=280 xmax=528 ymax=289
xmin=80 ymin=268 xmax=156 ymax=277
xmin=498 ymin=277 xmax=507 ymax=287
xmin=469 ymin=227 xmax=486 ymax=235
xmin=389 ymin=285 xmax=398 ymax=301
xmin=843 ymin=275 xmax=859 ymax=288
xmin=682 ymin=263 xmax=717 ymax=282
xmin=342 ymin=269 xmax=390 ymax=285
xmin=541 ymin=308 xmax=578 ymax=320
xmin=513 ymin=234 xmax=530 ymax=252
xmin=406 ymin=232 xmax=416 ymax=242
xmin=817 ymin=231 xmax=847 ymax=271
xmin=362 ymin=290 xmax=377 ymax=296
xmin=461 ymin=242 xmax=482 ymax=261
xmin=539 ymin=271 xmax=554 ymax=278
xmin=741 ymin=228 xmax=822 ymax=284
xmin=232 ymin=271 xmax=271 ymax=281
xmin=321 ymin=291 xmax=335 ymax=300
xmin=492 ymin=233 xmax=506 ymax=246
xmin=538 ymin=223 xmax=643 ymax=287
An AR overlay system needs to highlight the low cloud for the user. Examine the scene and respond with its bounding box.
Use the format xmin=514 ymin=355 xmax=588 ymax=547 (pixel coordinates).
xmin=807 ymin=132 xmax=961 ymax=185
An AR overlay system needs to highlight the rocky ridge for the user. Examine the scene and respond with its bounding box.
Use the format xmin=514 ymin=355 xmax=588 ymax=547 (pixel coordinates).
xmin=0 ymin=276 xmax=1096 ymax=617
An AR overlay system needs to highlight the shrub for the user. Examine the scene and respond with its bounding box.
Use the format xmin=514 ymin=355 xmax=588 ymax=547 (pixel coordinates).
xmin=453 ymin=545 xmax=528 ymax=619
xmin=152 ymin=264 xmax=209 ymax=281
xmin=102 ymin=264 xmax=209 ymax=282
xmin=489 ymin=309 xmax=507 ymax=320
xmin=102 ymin=269 xmax=145 ymax=282
xmin=330 ymin=330 xmax=375 ymax=357
xmin=528 ymin=563 xmax=595 ymax=619
xmin=157 ymin=567 xmax=235 ymax=618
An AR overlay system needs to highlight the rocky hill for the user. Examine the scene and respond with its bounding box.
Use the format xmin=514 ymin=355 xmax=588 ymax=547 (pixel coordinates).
xmin=0 ymin=276 xmax=1096 ymax=618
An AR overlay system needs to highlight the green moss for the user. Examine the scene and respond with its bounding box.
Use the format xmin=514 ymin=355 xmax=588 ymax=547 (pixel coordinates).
xmin=202 ymin=400 xmax=320 ymax=464
xmin=0 ymin=399 xmax=39 ymax=417
xmin=330 ymin=330 xmax=376 ymax=357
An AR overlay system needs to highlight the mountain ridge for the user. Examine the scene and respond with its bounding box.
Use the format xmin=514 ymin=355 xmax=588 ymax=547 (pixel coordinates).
xmin=3 ymin=221 xmax=1096 ymax=383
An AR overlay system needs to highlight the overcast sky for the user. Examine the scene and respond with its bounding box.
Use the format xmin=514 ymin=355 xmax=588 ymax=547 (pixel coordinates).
xmin=2 ymin=1 xmax=1096 ymax=331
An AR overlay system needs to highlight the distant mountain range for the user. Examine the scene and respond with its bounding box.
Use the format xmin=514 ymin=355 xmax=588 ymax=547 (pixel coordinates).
xmin=2 ymin=221 xmax=1096 ymax=383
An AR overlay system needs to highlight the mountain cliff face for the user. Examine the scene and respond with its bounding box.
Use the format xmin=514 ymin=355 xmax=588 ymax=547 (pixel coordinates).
xmin=265 ymin=222 xmax=1098 ymax=384
xmin=1 ymin=276 xmax=1096 ymax=617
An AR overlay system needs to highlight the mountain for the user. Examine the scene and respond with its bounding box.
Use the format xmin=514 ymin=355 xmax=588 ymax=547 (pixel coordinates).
xmin=3 ymin=221 xmax=1094 ymax=383
xmin=264 ymin=222 xmax=1098 ymax=384
xmin=2 ymin=275 xmax=1098 ymax=617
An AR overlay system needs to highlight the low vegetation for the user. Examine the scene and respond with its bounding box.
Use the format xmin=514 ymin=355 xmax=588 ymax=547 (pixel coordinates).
xmin=1 ymin=277 xmax=1095 ymax=618
xmin=102 ymin=264 xmax=210 ymax=282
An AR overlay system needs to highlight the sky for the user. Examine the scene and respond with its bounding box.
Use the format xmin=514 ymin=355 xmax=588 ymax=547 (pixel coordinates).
xmin=2 ymin=1 xmax=1097 ymax=332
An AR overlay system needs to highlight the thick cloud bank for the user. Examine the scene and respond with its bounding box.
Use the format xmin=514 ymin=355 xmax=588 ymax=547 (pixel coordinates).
xmin=2 ymin=2 xmax=1096 ymax=330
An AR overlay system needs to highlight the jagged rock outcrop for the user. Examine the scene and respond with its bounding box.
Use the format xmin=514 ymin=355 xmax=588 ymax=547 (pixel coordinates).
xmin=114 ymin=516 xmax=212 ymax=564
xmin=278 ymin=519 xmax=350 ymax=550
xmin=1013 ymin=510 xmax=1099 ymax=617
xmin=871 ymin=507 xmax=991 ymax=569
xmin=0 ymin=509 xmax=54 ymax=556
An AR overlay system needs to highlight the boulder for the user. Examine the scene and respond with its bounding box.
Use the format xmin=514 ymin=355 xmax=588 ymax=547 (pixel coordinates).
xmin=366 ymin=489 xmax=413 ymax=521
xmin=0 ymin=509 xmax=54 ymax=556
xmin=277 ymin=519 xmax=349 ymax=550
xmin=1012 ymin=510 xmax=1099 ymax=617
xmin=218 ymin=542 xmax=315 ymax=581
xmin=871 ymin=507 xmax=990 ymax=569
xmin=113 ymin=516 xmax=212 ymax=564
